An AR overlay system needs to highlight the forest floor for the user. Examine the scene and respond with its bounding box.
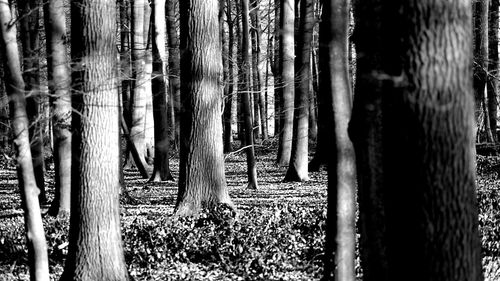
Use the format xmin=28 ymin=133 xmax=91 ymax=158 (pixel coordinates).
xmin=0 ymin=146 xmax=498 ymax=280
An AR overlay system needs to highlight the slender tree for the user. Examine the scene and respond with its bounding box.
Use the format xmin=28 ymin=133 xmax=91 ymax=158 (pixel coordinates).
xmin=276 ymin=0 xmax=295 ymax=166
xmin=474 ymin=0 xmax=493 ymax=142
xmin=241 ymin=0 xmax=259 ymax=189
xmin=176 ymin=0 xmax=233 ymax=215
xmin=221 ymin=0 xmax=233 ymax=153
xmin=44 ymin=0 xmax=72 ymax=217
xmin=61 ymin=0 xmax=129 ymax=279
xmin=1 ymin=1 xmax=50 ymax=279
xmin=488 ymin=0 xmax=499 ymax=142
xmin=18 ymin=0 xmax=46 ymax=204
xmin=284 ymin=0 xmax=314 ymax=182
xmin=166 ymin=0 xmax=181 ymax=147
xmin=150 ymin=0 xmax=173 ymax=182
xmin=350 ymin=1 xmax=483 ymax=281
xmin=126 ymin=0 xmax=151 ymax=174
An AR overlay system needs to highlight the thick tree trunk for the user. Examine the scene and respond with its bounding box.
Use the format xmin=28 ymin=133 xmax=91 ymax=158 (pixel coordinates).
xmin=0 ymin=2 xmax=50 ymax=280
xmin=349 ymin=1 xmax=389 ymax=280
xmin=488 ymin=0 xmax=499 ymax=142
xmin=166 ymin=0 xmax=181 ymax=148
xmin=62 ymin=1 xmax=129 ymax=280
xmin=276 ymin=0 xmax=295 ymax=166
xmin=241 ymin=0 xmax=259 ymax=189
xmin=351 ymin=1 xmax=484 ymax=281
xmin=284 ymin=0 xmax=314 ymax=182
xmin=321 ymin=1 xmax=356 ymax=280
xmin=474 ymin=0 xmax=493 ymax=142
xmin=150 ymin=0 xmax=173 ymax=182
xmin=18 ymin=0 xmax=46 ymax=204
xmin=176 ymin=0 xmax=233 ymax=216
xmin=44 ymin=0 xmax=72 ymax=217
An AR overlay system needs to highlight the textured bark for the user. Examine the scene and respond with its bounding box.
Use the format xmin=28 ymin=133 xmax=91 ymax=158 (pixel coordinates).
xmin=474 ymin=0 xmax=493 ymax=142
xmin=272 ymin=0 xmax=281 ymax=137
xmin=44 ymin=0 xmax=72 ymax=217
xmin=166 ymin=0 xmax=181 ymax=147
xmin=61 ymin=0 xmax=129 ymax=279
xmin=150 ymin=0 xmax=173 ymax=182
xmin=176 ymin=0 xmax=233 ymax=216
xmin=241 ymin=0 xmax=259 ymax=189
xmin=276 ymin=0 xmax=294 ymax=166
xmin=321 ymin=1 xmax=356 ymax=280
xmin=352 ymin=1 xmax=484 ymax=281
xmin=488 ymin=0 xmax=499 ymax=141
xmin=18 ymin=0 xmax=46 ymax=204
xmin=284 ymin=0 xmax=313 ymax=182
xmin=0 ymin=2 xmax=50 ymax=280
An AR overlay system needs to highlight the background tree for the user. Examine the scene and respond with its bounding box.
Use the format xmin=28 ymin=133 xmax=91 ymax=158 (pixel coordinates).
xmin=474 ymin=0 xmax=493 ymax=142
xmin=61 ymin=0 xmax=129 ymax=279
xmin=0 ymin=1 xmax=50 ymax=279
xmin=166 ymin=0 xmax=181 ymax=147
xmin=488 ymin=0 xmax=499 ymax=142
xmin=18 ymin=0 xmax=46 ymax=204
xmin=44 ymin=0 xmax=72 ymax=217
xmin=276 ymin=0 xmax=295 ymax=166
xmin=351 ymin=1 xmax=484 ymax=280
xmin=322 ymin=0 xmax=356 ymax=279
xmin=284 ymin=0 xmax=314 ymax=182
xmin=176 ymin=0 xmax=233 ymax=215
xmin=149 ymin=0 xmax=173 ymax=182
xmin=241 ymin=0 xmax=259 ymax=189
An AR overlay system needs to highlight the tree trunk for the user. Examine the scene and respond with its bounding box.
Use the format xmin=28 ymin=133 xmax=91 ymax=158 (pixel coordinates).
xmin=474 ymin=0 xmax=493 ymax=142
xmin=272 ymin=0 xmax=281 ymax=138
xmin=488 ymin=0 xmax=499 ymax=142
xmin=276 ymin=0 xmax=295 ymax=166
xmin=349 ymin=0 xmax=389 ymax=280
xmin=150 ymin=0 xmax=174 ymax=182
xmin=0 ymin=2 xmax=50 ymax=280
xmin=166 ymin=0 xmax=181 ymax=148
xmin=351 ymin=1 xmax=484 ymax=281
xmin=127 ymin=0 xmax=150 ymax=173
xmin=241 ymin=0 xmax=259 ymax=189
xmin=62 ymin=1 xmax=129 ymax=279
xmin=284 ymin=0 xmax=313 ymax=182
xmin=222 ymin=0 xmax=234 ymax=153
xmin=44 ymin=0 xmax=72 ymax=217
xmin=18 ymin=0 xmax=46 ymax=204
xmin=321 ymin=0 xmax=356 ymax=280
xmin=309 ymin=50 xmax=318 ymax=141
xmin=176 ymin=0 xmax=234 ymax=216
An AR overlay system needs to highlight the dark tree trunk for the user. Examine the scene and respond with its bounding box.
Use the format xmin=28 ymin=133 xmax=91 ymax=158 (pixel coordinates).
xmin=488 ymin=0 xmax=499 ymax=142
xmin=321 ymin=0 xmax=356 ymax=280
xmin=284 ymin=0 xmax=314 ymax=182
xmin=240 ymin=0 xmax=259 ymax=189
xmin=176 ymin=0 xmax=234 ymax=216
xmin=62 ymin=0 xmax=129 ymax=280
xmin=44 ymin=0 xmax=72 ymax=217
xmin=166 ymin=0 xmax=181 ymax=148
xmin=349 ymin=1 xmax=389 ymax=280
xmin=150 ymin=0 xmax=173 ymax=182
xmin=351 ymin=1 xmax=484 ymax=281
xmin=309 ymin=50 xmax=318 ymax=141
xmin=0 ymin=2 xmax=50 ymax=280
xmin=18 ymin=0 xmax=46 ymax=204
xmin=222 ymin=0 xmax=234 ymax=153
